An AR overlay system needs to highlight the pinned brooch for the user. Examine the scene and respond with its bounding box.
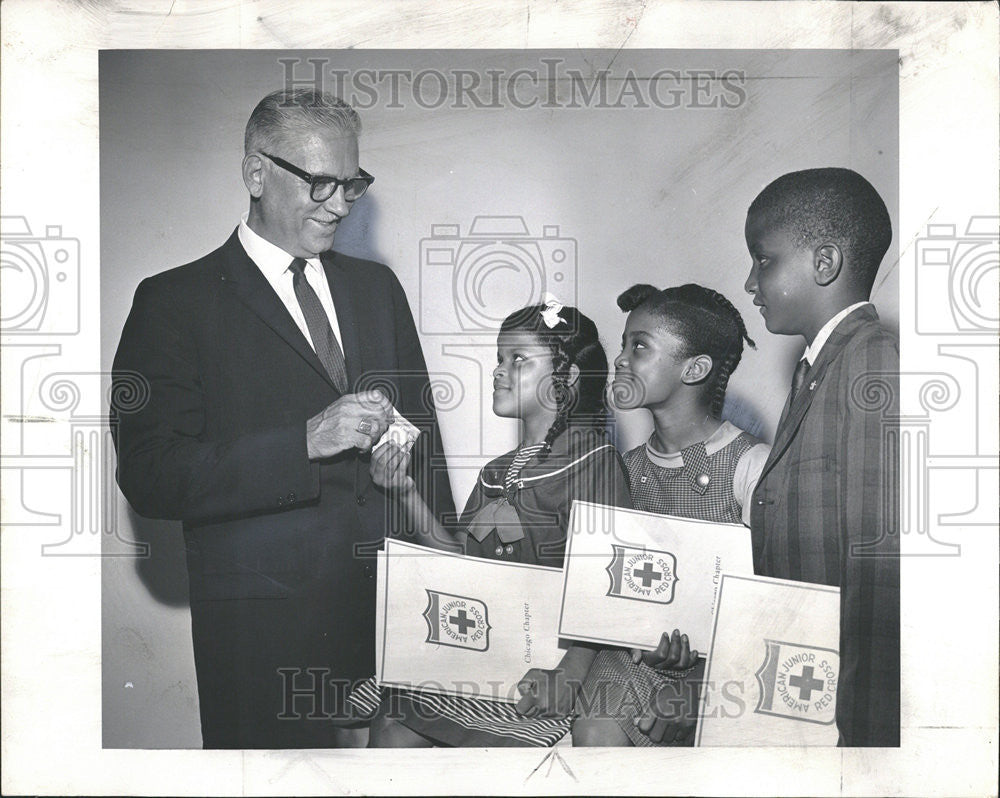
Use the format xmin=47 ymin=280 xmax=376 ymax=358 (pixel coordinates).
xmin=540 ymin=293 xmax=567 ymax=328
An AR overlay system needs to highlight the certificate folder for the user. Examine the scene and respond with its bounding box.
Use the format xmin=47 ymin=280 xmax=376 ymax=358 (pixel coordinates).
xmin=377 ymin=539 xmax=566 ymax=701
xmin=558 ymin=502 xmax=754 ymax=651
xmin=695 ymin=573 xmax=841 ymax=746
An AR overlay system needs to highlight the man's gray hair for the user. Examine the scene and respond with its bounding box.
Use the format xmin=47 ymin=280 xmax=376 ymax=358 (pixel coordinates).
xmin=244 ymin=88 xmax=361 ymax=155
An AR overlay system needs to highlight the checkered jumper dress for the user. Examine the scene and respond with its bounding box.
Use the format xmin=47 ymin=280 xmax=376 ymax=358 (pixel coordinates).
xmin=581 ymin=428 xmax=758 ymax=746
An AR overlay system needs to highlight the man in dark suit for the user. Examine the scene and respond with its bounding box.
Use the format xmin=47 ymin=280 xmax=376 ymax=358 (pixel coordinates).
xmin=744 ymin=168 xmax=899 ymax=746
xmin=111 ymin=88 xmax=454 ymax=749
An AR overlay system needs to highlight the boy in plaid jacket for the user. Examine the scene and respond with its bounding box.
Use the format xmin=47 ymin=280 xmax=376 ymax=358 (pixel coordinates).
xmin=743 ymin=167 xmax=900 ymax=746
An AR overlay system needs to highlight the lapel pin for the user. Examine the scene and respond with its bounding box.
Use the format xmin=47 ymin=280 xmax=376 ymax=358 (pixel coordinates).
xmin=808 ymin=380 xmax=817 ymax=391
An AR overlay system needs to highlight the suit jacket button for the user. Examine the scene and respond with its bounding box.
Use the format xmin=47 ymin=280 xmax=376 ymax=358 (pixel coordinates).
xmin=363 ymin=564 xmax=374 ymax=578
xmin=494 ymin=545 xmax=503 ymax=556
xmin=356 ymin=495 xmax=367 ymax=506
xmin=504 ymin=544 xmax=514 ymax=555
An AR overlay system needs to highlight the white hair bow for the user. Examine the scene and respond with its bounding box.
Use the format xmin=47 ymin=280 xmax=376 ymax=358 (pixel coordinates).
xmin=540 ymin=293 xmax=567 ymax=328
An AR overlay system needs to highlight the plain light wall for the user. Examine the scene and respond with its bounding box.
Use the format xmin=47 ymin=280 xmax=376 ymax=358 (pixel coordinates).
xmin=100 ymin=49 xmax=898 ymax=747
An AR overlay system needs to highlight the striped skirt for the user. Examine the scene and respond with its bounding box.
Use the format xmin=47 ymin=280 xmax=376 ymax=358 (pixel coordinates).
xmin=350 ymin=677 xmax=571 ymax=747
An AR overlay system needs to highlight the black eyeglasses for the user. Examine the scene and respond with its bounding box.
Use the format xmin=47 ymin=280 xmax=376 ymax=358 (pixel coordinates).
xmin=261 ymin=153 xmax=374 ymax=202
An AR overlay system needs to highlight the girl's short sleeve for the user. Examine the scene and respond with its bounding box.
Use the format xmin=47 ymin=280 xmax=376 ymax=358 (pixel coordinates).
xmin=733 ymin=442 xmax=771 ymax=525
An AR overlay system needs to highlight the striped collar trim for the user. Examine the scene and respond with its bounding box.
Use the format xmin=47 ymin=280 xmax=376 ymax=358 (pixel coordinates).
xmin=480 ymin=443 xmax=614 ymax=491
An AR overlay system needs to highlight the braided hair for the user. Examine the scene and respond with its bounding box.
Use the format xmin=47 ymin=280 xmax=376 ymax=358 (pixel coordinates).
xmin=617 ymin=283 xmax=756 ymax=419
xmin=499 ymin=303 xmax=609 ymax=460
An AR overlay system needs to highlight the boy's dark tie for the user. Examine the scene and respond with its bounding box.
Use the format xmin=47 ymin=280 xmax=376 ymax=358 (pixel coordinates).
xmin=789 ymin=357 xmax=810 ymax=402
xmin=289 ymin=257 xmax=348 ymax=393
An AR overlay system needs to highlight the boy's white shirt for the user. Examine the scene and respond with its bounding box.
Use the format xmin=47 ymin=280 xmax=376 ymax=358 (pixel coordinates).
xmin=802 ymin=301 xmax=871 ymax=365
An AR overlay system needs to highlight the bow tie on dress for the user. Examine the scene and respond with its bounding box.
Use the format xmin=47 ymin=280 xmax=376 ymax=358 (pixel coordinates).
xmin=466 ymin=498 xmax=525 ymax=543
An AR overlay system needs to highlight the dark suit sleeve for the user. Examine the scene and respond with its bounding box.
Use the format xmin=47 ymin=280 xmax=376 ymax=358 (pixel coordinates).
xmin=386 ymin=270 xmax=456 ymax=525
xmin=111 ymin=277 xmax=320 ymax=522
xmin=836 ymin=331 xmax=900 ymax=746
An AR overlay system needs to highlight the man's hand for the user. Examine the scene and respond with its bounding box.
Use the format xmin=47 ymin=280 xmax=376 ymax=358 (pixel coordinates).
xmin=515 ymin=668 xmax=578 ymax=719
xmin=305 ymin=391 xmax=393 ymax=459
xmin=630 ymin=629 xmax=698 ymax=671
xmin=636 ymin=678 xmax=698 ymax=745
xmin=370 ymin=441 xmax=416 ymax=494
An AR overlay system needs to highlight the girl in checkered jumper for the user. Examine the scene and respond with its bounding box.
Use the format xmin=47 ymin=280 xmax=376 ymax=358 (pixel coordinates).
xmin=572 ymin=283 xmax=770 ymax=747
xmin=359 ymin=299 xmax=631 ymax=747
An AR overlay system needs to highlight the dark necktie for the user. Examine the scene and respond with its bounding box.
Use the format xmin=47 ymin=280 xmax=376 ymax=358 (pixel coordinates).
xmin=289 ymin=258 xmax=348 ymax=393
xmin=789 ymin=357 xmax=810 ymax=402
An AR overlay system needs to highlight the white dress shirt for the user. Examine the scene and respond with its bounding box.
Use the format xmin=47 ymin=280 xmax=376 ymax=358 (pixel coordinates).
xmin=237 ymin=214 xmax=344 ymax=350
xmin=802 ymin=301 xmax=870 ymax=365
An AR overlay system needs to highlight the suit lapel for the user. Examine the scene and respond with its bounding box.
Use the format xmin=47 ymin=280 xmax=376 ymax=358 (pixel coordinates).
xmin=322 ymin=251 xmax=376 ymax=496
xmin=759 ymin=306 xmax=879 ymax=482
xmin=219 ymin=231 xmax=340 ymax=393
xmin=772 ymin=383 xmax=798 ymax=439
xmin=763 ymin=356 xmax=824 ymax=476
xmin=322 ymin=252 xmax=364 ymax=389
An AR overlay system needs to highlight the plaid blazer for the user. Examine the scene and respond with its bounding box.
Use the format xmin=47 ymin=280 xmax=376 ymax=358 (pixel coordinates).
xmin=750 ymin=305 xmax=899 ymax=746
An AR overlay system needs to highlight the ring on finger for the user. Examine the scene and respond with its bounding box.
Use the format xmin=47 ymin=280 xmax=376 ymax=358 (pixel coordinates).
xmin=356 ymin=418 xmax=376 ymax=436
